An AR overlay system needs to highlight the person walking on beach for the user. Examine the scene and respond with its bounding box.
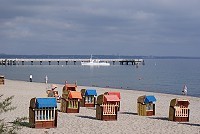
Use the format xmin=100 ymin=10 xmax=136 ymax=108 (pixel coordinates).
xmin=182 ymin=84 xmax=187 ymax=95
xmin=29 ymin=74 xmax=33 ymax=82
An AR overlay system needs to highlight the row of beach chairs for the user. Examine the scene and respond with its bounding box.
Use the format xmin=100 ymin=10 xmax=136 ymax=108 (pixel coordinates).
xmin=29 ymin=83 xmax=190 ymax=128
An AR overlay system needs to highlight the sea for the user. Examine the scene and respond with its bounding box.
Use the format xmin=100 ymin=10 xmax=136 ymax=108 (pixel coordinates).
xmin=0 ymin=55 xmax=200 ymax=97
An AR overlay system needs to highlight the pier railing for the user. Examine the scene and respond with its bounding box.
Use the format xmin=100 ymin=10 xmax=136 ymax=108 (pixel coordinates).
xmin=0 ymin=58 xmax=144 ymax=66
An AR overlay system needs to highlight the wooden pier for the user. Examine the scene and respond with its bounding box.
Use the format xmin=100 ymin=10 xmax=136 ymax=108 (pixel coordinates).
xmin=0 ymin=58 xmax=144 ymax=66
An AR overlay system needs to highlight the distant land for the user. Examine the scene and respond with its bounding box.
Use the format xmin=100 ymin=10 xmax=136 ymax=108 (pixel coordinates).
xmin=0 ymin=54 xmax=200 ymax=59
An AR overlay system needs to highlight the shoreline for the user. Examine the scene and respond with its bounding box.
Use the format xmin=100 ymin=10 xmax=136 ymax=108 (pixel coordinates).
xmin=4 ymin=78 xmax=200 ymax=99
xmin=5 ymin=79 xmax=200 ymax=98
xmin=0 ymin=79 xmax=199 ymax=134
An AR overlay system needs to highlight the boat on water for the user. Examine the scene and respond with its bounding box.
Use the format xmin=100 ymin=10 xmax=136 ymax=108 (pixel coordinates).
xmin=81 ymin=55 xmax=110 ymax=66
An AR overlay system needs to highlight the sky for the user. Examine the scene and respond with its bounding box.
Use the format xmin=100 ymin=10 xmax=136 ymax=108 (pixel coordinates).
xmin=0 ymin=0 xmax=200 ymax=56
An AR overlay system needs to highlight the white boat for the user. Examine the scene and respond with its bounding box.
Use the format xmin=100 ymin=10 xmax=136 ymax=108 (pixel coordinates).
xmin=81 ymin=55 xmax=110 ymax=66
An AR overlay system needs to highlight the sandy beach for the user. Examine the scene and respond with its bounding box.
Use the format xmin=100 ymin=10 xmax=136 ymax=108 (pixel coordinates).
xmin=0 ymin=79 xmax=199 ymax=134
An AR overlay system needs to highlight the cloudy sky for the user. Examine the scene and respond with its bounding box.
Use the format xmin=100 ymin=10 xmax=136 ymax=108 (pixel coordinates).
xmin=0 ymin=0 xmax=200 ymax=56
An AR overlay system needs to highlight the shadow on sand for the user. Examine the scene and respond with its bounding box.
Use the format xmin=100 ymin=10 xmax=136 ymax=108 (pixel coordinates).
xmin=119 ymin=112 xmax=138 ymax=115
xmin=149 ymin=117 xmax=200 ymax=127
xmin=75 ymin=115 xmax=96 ymax=120
xmin=178 ymin=122 xmax=200 ymax=127
xmin=148 ymin=117 xmax=168 ymax=121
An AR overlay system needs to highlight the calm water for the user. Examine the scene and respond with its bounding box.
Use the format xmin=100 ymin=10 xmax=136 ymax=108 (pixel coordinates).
xmin=0 ymin=59 xmax=200 ymax=97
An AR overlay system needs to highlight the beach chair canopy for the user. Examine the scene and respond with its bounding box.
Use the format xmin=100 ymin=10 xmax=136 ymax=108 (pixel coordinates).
xmin=67 ymin=84 xmax=77 ymax=90
xmin=137 ymin=95 xmax=146 ymax=103
xmin=66 ymin=84 xmax=77 ymax=87
xmin=97 ymin=94 xmax=104 ymax=104
xmin=107 ymin=92 xmax=121 ymax=99
xmin=36 ymin=98 xmax=57 ymax=108
xmin=137 ymin=95 xmax=156 ymax=104
xmin=85 ymin=89 xmax=97 ymax=96
xmin=104 ymin=95 xmax=120 ymax=102
xmin=81 ymin=89 xmax=86 ymax=96
xmin=63 ymin=84 xmax=77 ymax=91
xmin=170 ymin=98 xmax=190 ymax=107
xmin=144 ymin=96 xmax=156 ymax=103
xmin=68 ymin=91 xmax=82 ymax=99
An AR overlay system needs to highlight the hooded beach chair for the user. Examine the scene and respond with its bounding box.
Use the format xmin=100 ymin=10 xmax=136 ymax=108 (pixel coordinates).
xmin=104 ymin=91 xmax=121 ymax=111
xmin=96 ymin=94 xmax=119 ymax=121
xmin=169 ymin=98 xmax=190 ymax=122
xmin=62 ymin=83 xmax=77 ymax=93
xmin=62 ymin=82 xmax=77 ymax=99
xmin=29 ymin=97 xmax=58 ymax=128
xmin=60 ymin=91 xmax=82 ymax=113
xmin=80 ymin=89 xmax=97 ymax=107
xmin=137 ymin=95 xmax=156 ymax=116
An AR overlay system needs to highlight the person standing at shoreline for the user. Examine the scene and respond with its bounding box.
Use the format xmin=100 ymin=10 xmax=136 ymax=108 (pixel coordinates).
xmin=45 ymin=75 xmax=48 ymax=84
xmin=29 ymin=74 xmax=32 ymax=82
xmin=182 ymin=84 xmax=188 ymax=96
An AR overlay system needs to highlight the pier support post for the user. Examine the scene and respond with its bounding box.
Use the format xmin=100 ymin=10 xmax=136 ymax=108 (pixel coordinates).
xmin=13 ymin=61 xmax=16 ymax=65
xmin=57 ymin=61 xmax=59 ymax=65
xmin=66 ymin=61 xmax=68 ymax=65
xmin=4 ymin=60 xmax=7 ymax=66
xmin=40 ymin=61 xmax=42 ymax=65
xmin=142 ymin=61 xmax=145 ymax=65
xmin=22 ymin=61 xmax=24 ymax=65
xmin=7 ymin=60 xmax=10 ymax=65
xmin=74 ymin=61 xmax=76 ymax=65
xmin=49 ymin=61 xmax=51 ymax=65
xmin=113 ymin=61 xmax=115 ymax=65
xmin=31 ymin=61 xmax=33 ymax=65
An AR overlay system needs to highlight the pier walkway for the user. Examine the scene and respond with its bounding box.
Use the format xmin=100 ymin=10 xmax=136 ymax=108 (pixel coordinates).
xmin=0 ymin=58 xmax=144 ymax=65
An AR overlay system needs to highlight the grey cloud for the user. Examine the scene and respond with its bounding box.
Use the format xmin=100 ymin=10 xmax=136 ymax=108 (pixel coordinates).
xmin=0 ymin=0 xmax=200 ymax=56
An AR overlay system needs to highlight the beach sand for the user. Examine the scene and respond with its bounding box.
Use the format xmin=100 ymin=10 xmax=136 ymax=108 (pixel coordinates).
xmin=0 ymin=79 xmax=199 ymax=134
